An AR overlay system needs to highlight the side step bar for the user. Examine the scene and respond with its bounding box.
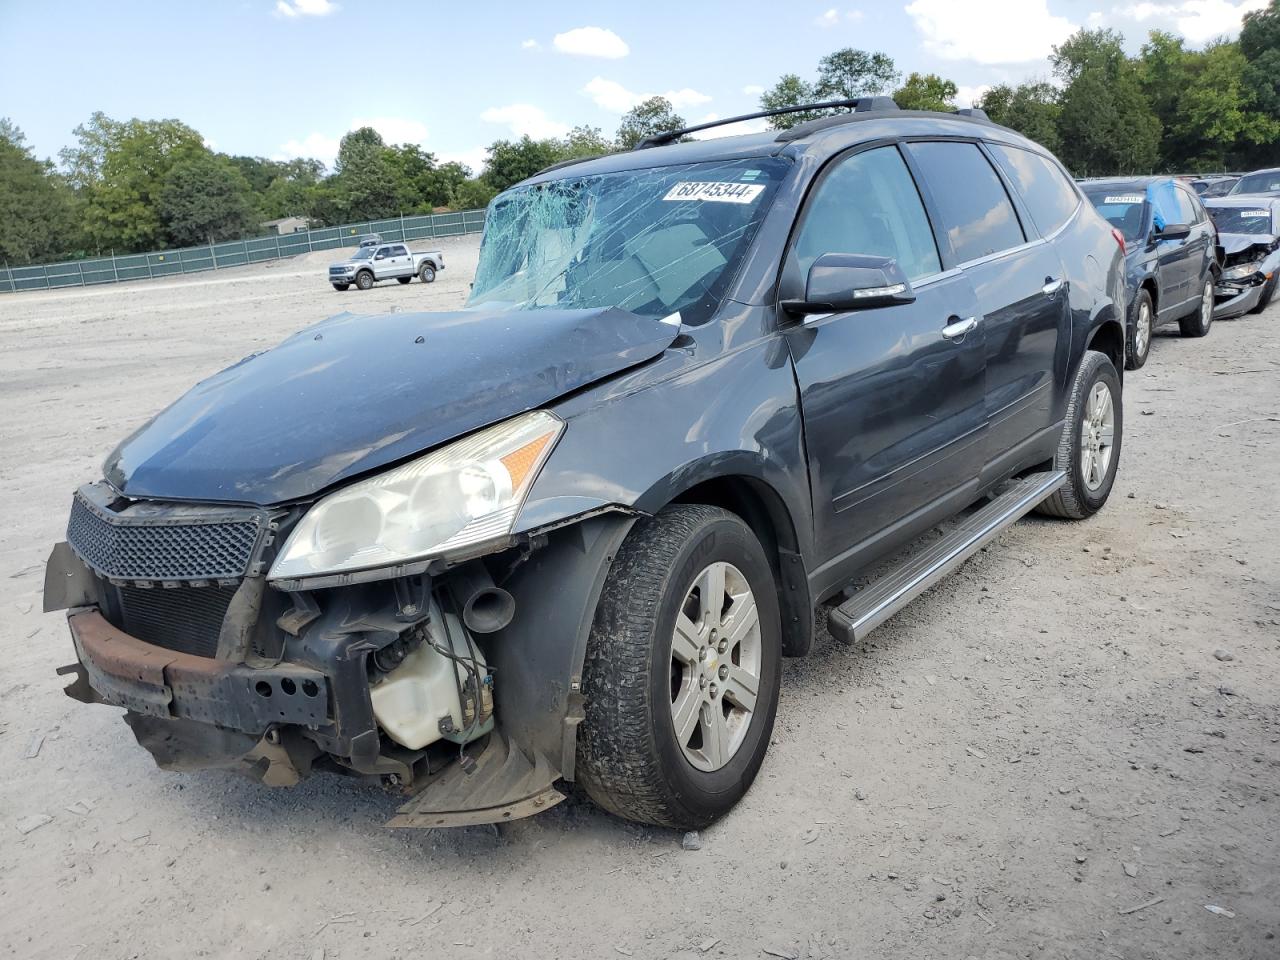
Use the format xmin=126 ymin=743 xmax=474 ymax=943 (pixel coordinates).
xmin=827 ymin=470 xmax=1066 ymax=645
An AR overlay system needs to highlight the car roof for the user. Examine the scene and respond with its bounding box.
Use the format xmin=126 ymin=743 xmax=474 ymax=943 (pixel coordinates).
xmin=1205 ymin=196 xmax=1279 ymax=208
xmin=519 ymin=111 xmax=1047 ymax=187
xmin=1079 ymin=176 xmax=1168 ymax=193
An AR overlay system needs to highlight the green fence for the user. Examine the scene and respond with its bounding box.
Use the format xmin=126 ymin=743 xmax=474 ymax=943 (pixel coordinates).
xmin=0 ymin=209 xmax=487 ymax=294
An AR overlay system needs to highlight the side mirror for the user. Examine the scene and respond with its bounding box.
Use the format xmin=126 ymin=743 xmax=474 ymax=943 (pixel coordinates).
xmin=782 ymin=253 xmax=915 ymax=316
xmin=1155 ymin=222 xmax=1191 ymax=241
xmin=374 ymin=251 xmax=387 ymax=260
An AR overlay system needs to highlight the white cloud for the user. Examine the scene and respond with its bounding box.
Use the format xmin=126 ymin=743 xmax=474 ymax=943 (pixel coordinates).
xmin=521 ymin=38 xmax=539 ymax=49
xmin=275 ymin=131 xmax=342 ymax=166
xmin=352 ymin=116 xmax=429 ymax=146
xmin=904 ymin=0 xmax=1076 ymax=64
xmin=1113 ymin=0 xmax=1266 ymax=43
xmin=582 ymin=76 xmax=712 ymax=113
xmin=814 ymin=8 xmax=864 ymax=27
xmin=742 ymin=84 xmax=765 ymax=96
xmin=480 ymin=104 xmax=570 ymax=139
xmin=438 ymin=146 xmax=489 ymax=176
xmin=687 ymin=113 xmax=770 ymax=140
xmin=552 ymin=26 xmax=629 ymax=59
xmin=274 ymin=0 xmax=338 ymax=18
xmin=954 ymin=84 xmax=993 ymax=108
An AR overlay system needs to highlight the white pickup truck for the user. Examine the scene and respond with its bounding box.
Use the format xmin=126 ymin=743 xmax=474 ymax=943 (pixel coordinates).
xmin=328 ymin=242 xmax=444 ymax=291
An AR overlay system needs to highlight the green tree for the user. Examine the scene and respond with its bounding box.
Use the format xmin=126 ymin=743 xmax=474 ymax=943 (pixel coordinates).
xmin=1169 ymin=41 xmax=1280 ymax=169
xmin=332 ymin=127 xmax=399 ymax=218
xmin=760 ymin=74 xmax=826 ymax=129
xmin=893 ymin=72 xmax=958 ymax=111
xmin=159 ymin=154 xmax=257 ymax=246
xmin=453 ymin=178 xmax=498 ymax=210
xmin=481 ymin=136 xmax=567 ymax=192
xmin=1240 ymin=0 xmax=1280 ymax=163
xmin=616 ymin=97 xmax=687 ymax=149
xmin=63 ymin=113 xmax=208 ymax=251
xmin=0 ymin=119 xmax=78 ymax=264
xmin=1051 ymin=29 xmax=1161 ymax=176
xmin=978 ymin=81 xmax=1063 ymax=154
xmin=564 ymin=124 xmax=615 ymax=158
xmin=815 ymin=48 xmax=900 ymax=100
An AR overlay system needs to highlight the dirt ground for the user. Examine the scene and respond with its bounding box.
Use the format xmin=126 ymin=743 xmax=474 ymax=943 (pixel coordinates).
xmin=1 ymin=240 xmax=1277 ymax=960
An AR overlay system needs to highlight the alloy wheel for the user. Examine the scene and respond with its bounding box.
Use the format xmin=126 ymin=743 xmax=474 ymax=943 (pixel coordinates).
xmin=1135 ymin=302 xmax=1151 ymax=358
xmin=1081 ymin=381 xmax=1116 ymax=492
xmin=669 ymin=561 xmax=761 ymax=772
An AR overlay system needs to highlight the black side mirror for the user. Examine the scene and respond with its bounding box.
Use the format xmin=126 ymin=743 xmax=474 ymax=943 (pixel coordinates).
xmin=782 ymin=253 xmax=915 ymax=315
xmin=1155 ymin=222 xmax=1192 ymax=241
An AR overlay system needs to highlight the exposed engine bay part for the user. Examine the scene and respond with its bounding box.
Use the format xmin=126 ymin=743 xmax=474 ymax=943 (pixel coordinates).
xmin=447 ymin=561 xmax=515 ymax=634
xmin=368 ymin=595 xmax=494 ymax=751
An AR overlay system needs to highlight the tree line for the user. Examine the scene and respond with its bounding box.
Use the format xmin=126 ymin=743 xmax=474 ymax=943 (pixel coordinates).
xmin=2 ymin=1 xmax=1278 ymax=266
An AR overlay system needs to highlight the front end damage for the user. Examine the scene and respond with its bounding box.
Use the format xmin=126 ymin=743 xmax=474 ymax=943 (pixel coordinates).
xmin=45 ymin=480 xmax=634 ymax=827
xmin=1213 ymin=236 xmax=1278 ymax=320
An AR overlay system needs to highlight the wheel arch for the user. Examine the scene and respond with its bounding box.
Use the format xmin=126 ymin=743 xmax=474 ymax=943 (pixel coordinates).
xmin=1085 ymin=315 xmax=1125 ymax=376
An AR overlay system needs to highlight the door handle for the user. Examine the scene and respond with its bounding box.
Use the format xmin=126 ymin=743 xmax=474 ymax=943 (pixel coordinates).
xmin=941 ymin=316 xmax=979 ymax=340
xmin=1042 ymin=277 xmax=1064 ymax=295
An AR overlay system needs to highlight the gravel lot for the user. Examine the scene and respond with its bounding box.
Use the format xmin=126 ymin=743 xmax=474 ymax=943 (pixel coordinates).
xmin=1 ymin=239 xmax=1277 ymax=960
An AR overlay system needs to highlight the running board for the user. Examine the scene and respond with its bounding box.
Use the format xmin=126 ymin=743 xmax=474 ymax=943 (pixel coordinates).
xmin=827 ymin=470 xmax=1066 ymax=645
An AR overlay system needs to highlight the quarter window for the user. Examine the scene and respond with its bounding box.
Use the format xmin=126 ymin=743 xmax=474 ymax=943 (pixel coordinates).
xmin=907 ymin=141 xmax=1026 ymax=263
xmin=987 ymin=143 xmax=1079 ymax=236
xmin=1174 ymin=187 xmax=1201 ymax=224
xmin=791 ymin=145 xmax=941 ymax=282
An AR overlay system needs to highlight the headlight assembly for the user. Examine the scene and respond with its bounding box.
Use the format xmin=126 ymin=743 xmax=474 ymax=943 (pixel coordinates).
xmin=269 ymin=410 xmax=563 ymax=581
xmin=1222 ymin=262 xmax=1262 ymax=281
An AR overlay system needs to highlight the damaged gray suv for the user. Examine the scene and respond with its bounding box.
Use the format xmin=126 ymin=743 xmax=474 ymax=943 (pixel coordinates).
xmin=46 ymin=99 xmax=1127 ymax=830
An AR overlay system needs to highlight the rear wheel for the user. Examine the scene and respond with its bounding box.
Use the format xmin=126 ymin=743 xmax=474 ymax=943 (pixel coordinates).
xmin=1036 ymin=349 xmax=1122 ymax=520
xmin=1126 ymin=289 xmax=1153 ymax=370
xmin=355 ymin=271 xmax=374 ymax=291
xmin=419 ymin=264 xmax=436 ymax=283
xmin=1178 ymin=278 xmax=1213 ymax=337
xmin=332 ymin=283 xmax=349 ymax=292
xmin=577 ymin=504 xmax=781 ymax=829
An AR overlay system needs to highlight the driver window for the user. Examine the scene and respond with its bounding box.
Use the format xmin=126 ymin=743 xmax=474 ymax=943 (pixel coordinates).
xmin=374 ymin=247 xmax=388 ymax=260
xmin=792 ymin=146 xmax=941 ymax=282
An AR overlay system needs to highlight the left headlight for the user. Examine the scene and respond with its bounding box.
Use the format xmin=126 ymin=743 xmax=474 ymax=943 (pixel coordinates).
xmin=268 ymin=410 xmax=563 ymax=581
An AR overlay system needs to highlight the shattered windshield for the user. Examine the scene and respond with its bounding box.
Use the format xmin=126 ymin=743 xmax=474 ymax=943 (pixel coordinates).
xmin=1208 ymin=206 xmax=1275 ymax=235
xmin=468 ymin=157 xmax=791 ymax=325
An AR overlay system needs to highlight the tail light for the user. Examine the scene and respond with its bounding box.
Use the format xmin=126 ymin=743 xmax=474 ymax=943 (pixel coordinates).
xmin=1111 ymin=228 xmax=1126 ymax=256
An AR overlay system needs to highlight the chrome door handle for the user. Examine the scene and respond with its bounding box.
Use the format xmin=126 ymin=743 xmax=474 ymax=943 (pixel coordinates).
xmin=1042 ymin=277 xmax=1064 ymax=295
xmin=941 ymin=316 xmax=979 ymax=340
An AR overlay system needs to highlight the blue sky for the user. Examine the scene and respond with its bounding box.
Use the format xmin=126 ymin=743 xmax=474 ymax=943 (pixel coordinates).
xmin=0 ymin=0 xmax=1267 ymax=175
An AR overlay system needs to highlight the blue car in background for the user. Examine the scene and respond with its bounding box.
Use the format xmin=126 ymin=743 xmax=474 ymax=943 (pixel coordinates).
xmin=1081 ymin=177 xmax=1218 ymax=369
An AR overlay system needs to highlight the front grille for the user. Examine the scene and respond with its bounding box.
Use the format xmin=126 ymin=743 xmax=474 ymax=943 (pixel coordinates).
xmin=116 ymin=584 xmax=238 ymax=657
xmin=68 ymin=492 xmax=263 ymax=582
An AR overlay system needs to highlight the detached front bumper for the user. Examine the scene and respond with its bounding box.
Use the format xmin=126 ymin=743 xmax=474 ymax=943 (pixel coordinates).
xmin=1214 ymin=276 xmax=1266 ymax=320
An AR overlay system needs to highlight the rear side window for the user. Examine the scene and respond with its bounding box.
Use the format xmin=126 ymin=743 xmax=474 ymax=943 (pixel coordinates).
xmin=907 ymin=141 xmax=1026 ymax=263
xmin=987 ymin=143 xmax=1079 ymax=236
xmin=792 ymin=145 xmax=941 ymax=282
xmin=391 ymin=245 xmax=408 ymax=256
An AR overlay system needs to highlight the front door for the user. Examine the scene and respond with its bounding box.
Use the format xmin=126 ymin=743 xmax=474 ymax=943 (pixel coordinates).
xmin=781 ymin=144 xmax=988 ymax=568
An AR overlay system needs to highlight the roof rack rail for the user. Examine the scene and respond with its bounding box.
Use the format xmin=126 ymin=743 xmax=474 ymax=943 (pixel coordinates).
xmin=634 ymin=97 xmax=898 ymax=150
xmin=953 ymin=107 xmax=990 ymax=121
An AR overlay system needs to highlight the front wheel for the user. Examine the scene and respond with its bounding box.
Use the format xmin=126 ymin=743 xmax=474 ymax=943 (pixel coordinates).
xmin=419 ymin=264 xmax=436 ymax=283
xmin=355 ymin=271 xmax=375 ymax=291
xmin=1178 ymin=278 xmax=1214 ymax=337
xmin=1036 ymin=349 xmax=1123 ymax=520
xmin=577 ymin=504 xmax=782 ymax=829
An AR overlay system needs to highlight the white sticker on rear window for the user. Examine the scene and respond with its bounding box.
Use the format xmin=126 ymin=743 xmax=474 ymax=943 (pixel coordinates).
xmin=663 ymin=181 xmax=765 ymax=204
xmin=1104 ymin=195 xmax=1144 ymax=204
xmin=1241 ymin=210 xmax=1270 ymax=218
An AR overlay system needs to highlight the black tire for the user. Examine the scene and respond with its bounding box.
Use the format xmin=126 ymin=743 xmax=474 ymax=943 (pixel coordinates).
xmin=397 ymin=276 xmax=412 ymax=285
xmin=419 ymin=264 xmax=436 ymax=283
xmin=1249 ymin=273 xmax=1277 ymax=314
xmin=355 ymin=270 xmax=374 ymax=291
xmin=1036 ymin=349 xmax=1123 ymax=520
xmin=1126 ymin=288 xmax=1153 ymax=370
xmin=1178 ymin=277 xmax=1213 ymax=337
xmin=332 ymin=283 xmax=349 ymax=292
xmin=576 ymin=504 xmax=782 ymax=829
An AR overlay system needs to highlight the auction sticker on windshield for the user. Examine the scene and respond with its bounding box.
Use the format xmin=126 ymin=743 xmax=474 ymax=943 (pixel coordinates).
xmin=1104 ymin=195 xmax=1144 ymax=204
xmin=663 ymin=181 xmax=765 ymax=204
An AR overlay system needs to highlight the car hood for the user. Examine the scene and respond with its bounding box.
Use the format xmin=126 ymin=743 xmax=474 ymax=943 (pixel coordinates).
xmin=105 ymin=306 xmax=679 ymax=505
xmin=1217 ymin=232 xmax=1278 ymax=257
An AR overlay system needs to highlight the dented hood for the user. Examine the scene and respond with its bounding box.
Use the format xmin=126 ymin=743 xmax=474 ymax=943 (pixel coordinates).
xmin=1217 ymin=232 xmax=1279 ymax=257
xmin=105 ymin=306 xmax=678 ymax=505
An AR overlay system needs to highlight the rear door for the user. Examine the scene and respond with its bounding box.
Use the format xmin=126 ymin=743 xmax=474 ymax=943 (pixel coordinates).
xmin=905 ymin=140 xmax=1068 ymax=471
xmin=1176 ymin=184 xmax=1215 ymax=295
xmin=782 ymin=144 xmax=987 ymax=566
